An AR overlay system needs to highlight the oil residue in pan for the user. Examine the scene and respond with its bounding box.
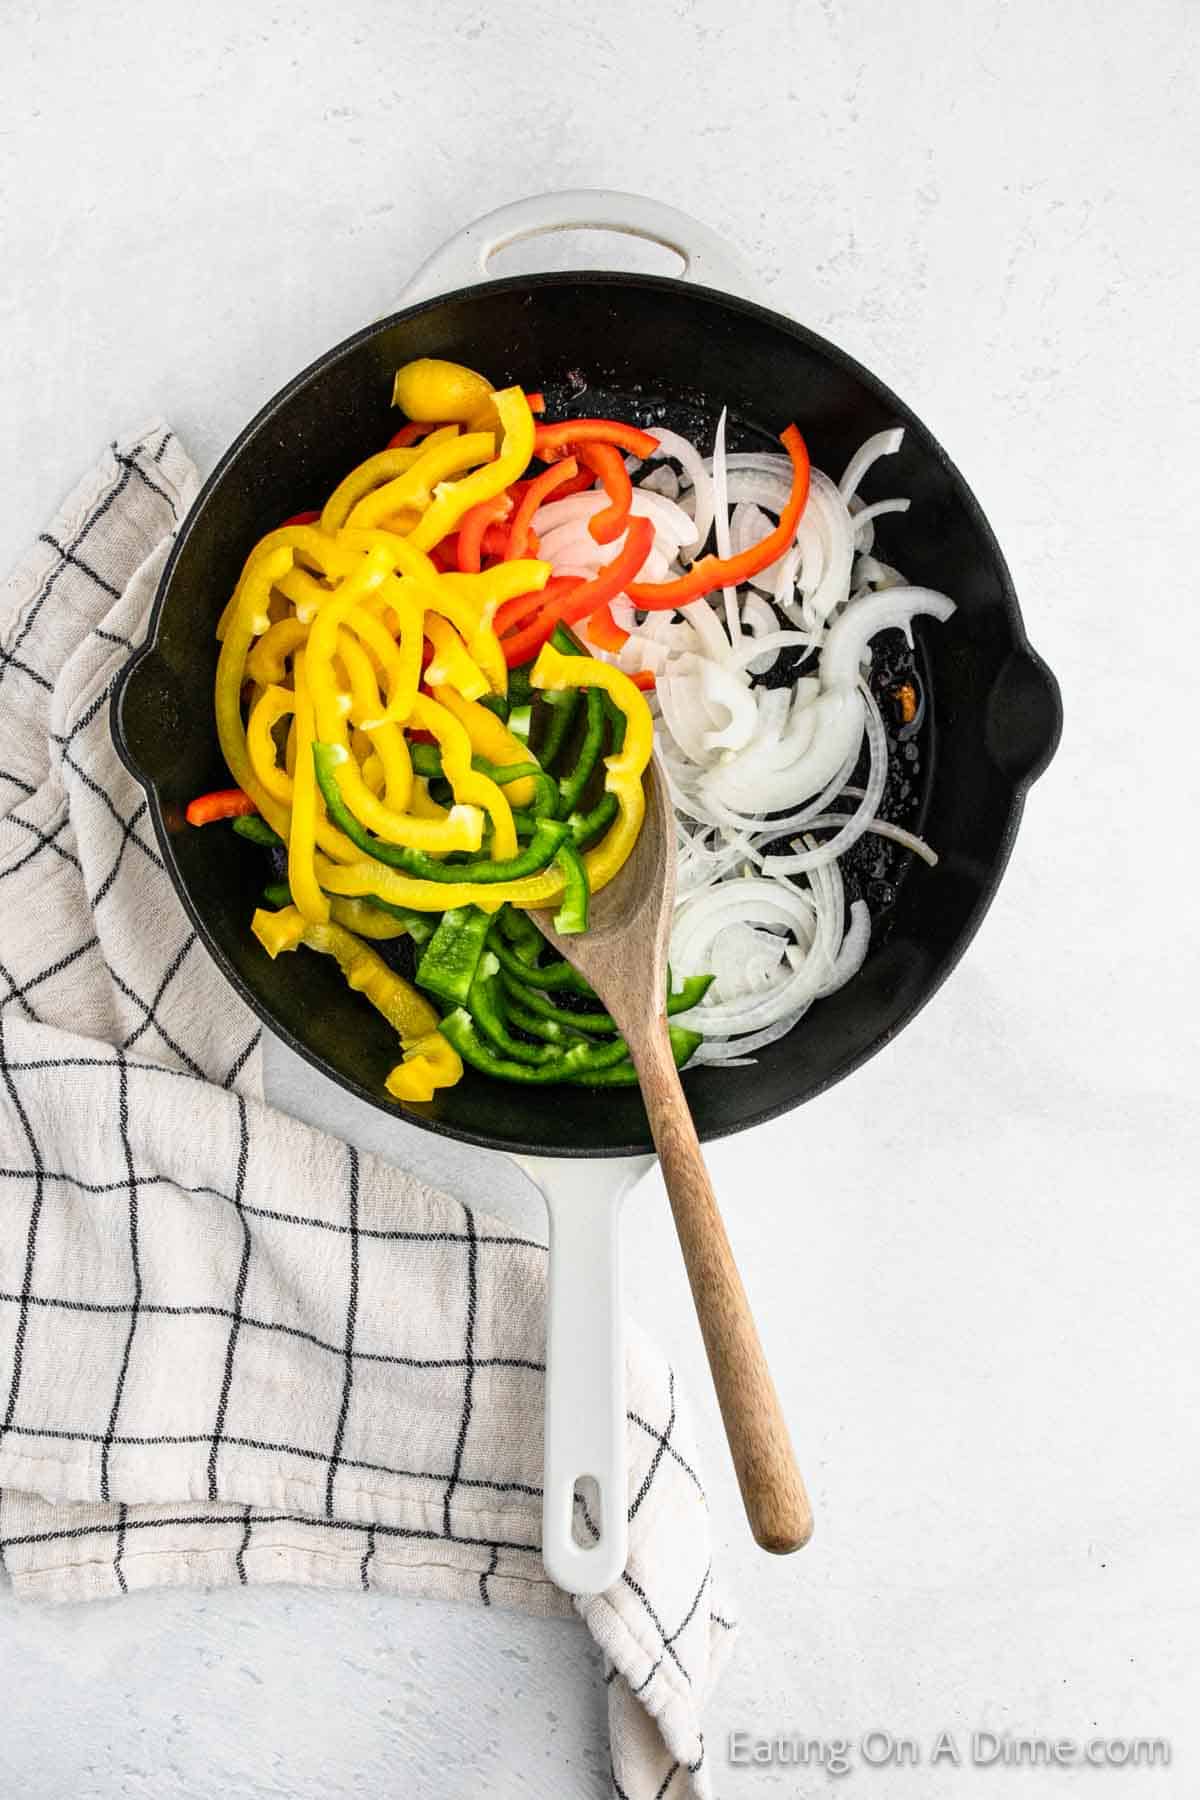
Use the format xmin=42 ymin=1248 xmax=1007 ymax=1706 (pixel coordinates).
xmin=533 ymin=374 xmax=937 ymax=946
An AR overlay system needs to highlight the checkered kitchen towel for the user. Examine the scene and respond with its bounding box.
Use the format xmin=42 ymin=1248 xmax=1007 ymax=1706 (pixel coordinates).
xmin=0 ymin=426 xmax=735 ymax=1799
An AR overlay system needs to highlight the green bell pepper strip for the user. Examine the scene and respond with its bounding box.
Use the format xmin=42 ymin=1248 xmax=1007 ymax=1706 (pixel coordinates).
xmin=533 ymin=689 xmax=577 ymax=771
xmin=416 ymin=906 xmax=494 ymax=1006
xmin=410 ymin=742 xmax=556 ymax=815
xmin=507 ymin=704 xmax=532 ymax=745
xmin=477 ymin=693 xmax=509 ymax=722
xmin=553 ymin=840 xmax=590 ymax=935
xmin=233 ymin=815 xmax=285 ymax=848
xmin=486 ymin=933 xmax=596 ymax=996
xmin=566 ymin=1027 xmax=703 ymax=1084
xmin=314 ymin=743 xmax=567 ymax=883
xmin=495 ymin=905 xmax=544 ymax=960
xmin=438 ymin=1008 xmax=636 ymax=1083
xmin=464 ymin=954 xmax=560 ymax=1065
xmin=603 ymin=692 xmax=628 ymax=755
xmin=500 ymin=969 xmax=714 ymax=1033
xmin=555 ymin=687 xmax=606 ymax=817
xmin=501 ymin=992 xmax=592 ymax=1046
xmin=262 ymin=881 xmax=293 ymax=908
xmin=567 ymin=793 xmax=620 ymax=851
xmin=352 ymin=894 xmax=436 ymax=944
xmin=439 ymin=1008 xmax=702 ymax=1084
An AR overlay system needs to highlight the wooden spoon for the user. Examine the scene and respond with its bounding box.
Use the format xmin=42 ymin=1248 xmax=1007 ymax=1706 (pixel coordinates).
xmin=531 ymin=757 xmax=813 ymax=1555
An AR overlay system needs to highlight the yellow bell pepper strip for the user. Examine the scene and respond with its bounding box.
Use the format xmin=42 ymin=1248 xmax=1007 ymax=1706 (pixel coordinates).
xmin=409 ymin=693 xmax=517 ymax=858
xmin=322 ymin=739 xmax=483 ymax=855
xmin=529 ymin=641 xmax=654 ymax=785
xmin=423 ymin=614 xmax=489 ymax=702
xmin=392 ymin=358 xmax=498 ymax=434
xmin=304 ymin=544 xmax=395 ymax=729
xmin=245 ymin=616 xmax=308 ymax=685
xmin=333 ymin=628 xmax=388 ymax=731
xmin=319 ymin=444 xmax=425 ymax=535
xmin=391 ymin=575 xmax=508 ymax=697
xmin=275 ymin=564 xmax=338 ymax=625
xmin=346 ymin=432 xmax=496 ymax=532
xmin=287 ymin=653 xmax=330 ymax=925
xmin=360 ymin=750 xmax=386 ymax=796
xmin=385 ymin=1030 xmax=463 ymax=1103
xmin=216 ymin=527 xmax=358 ymax=639
xmin=246 ymin=685 xmax=296 ymax=804
xmin=250 ymin=906 xmax=460 ymax=1099
xmin=328 ymin=896 xmax=415 ymax=941
xmin=407 ymin=388 xmax=536 ymax=553
xmin=437 ymin=560 xmax=553 ymax=617
xmin=431 ymin=685 xmax=538 ymax=808
xmin=214 ymin=543 xmax=299 ymax=835
xmin=408 ymin=777 xmax=449 ymax=821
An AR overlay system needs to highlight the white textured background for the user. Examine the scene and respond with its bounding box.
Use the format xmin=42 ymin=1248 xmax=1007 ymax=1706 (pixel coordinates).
xmin=2 ymin=0 xmax=1198 ymax=1795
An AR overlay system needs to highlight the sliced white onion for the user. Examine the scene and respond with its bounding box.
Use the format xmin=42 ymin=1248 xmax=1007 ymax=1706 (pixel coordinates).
xmin=758 ymin=683 xmax=887 ymax=876
xmin=821 ymin=586 xmax=955 ymax=690
xmin=839 ymin=428 xmax=904 ymax=503
xmin=711 ymin=409 xmax=740 ymax=643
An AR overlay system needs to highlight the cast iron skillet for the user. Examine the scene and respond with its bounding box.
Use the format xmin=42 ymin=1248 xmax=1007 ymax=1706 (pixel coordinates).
xmin=112 ymin=268 xmax=1061 ymax=1158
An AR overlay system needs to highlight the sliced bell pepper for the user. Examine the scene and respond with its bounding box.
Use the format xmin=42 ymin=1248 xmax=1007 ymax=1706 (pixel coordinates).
xmin=584 ymin=602 xmax=629 ymax=653
xmin=456 ymin=494 xmax=512 ymax=573
xmin=415 ymin=905 xmax=494 ymax=1006
xmin=287 ymin=653 xmax=331 ymax=924
xmin=552 ymin=840 xmax=590 ymax=935
xmin=628 ymin=422 xmax=811 ymax=606
xmin=555 ymin=688 xmax=606 ymax=816
xmin=186 ymin=788 xmax=257 ymax=826
xmin=320 ymin=446 xmax=428 ymax=534
xmin=533 ymin=418 xmax=660 ymax=461
xmin=579 ymin=443 xmax=632 ymax=545
xmin=392 ymin=358 xmax=498 ymax=434
xmin=388 ymin=421 xmax=451 ymax=448
xmin=423 ymin=614 xmax=490 ymax=702
xmin=407 ymin=388 xmax=536 ymax=553
xmin=346 ymin=431 xmax=497 ymax=532
xmin=500 ymin=516 xmax=655 ymax=667
xmin=505 ymin=458 xmax=579 ymax=561
xmin=314 ymin=743 xmax=564 ymax=884
xmin=246 ymin=685 xmax=296 ymax=804
xmin=430 ymin=685 xmax=540 ymax=809
xmin=385 ymin=1029 xmax=464 ymax=1102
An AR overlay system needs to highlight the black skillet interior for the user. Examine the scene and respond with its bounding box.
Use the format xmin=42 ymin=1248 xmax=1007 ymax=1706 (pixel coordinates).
xmin=112 ymin=274 xmax=1061 ymax=1157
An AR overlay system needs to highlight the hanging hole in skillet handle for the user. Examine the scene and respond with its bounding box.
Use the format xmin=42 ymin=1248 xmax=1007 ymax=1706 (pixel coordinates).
xmin=514 ymin=1153 xmax=646 ymax=1597
xmin=397 ymin=190 xmax=765 ymax=307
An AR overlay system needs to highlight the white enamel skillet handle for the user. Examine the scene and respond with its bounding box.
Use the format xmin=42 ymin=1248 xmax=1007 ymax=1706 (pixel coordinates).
xmin=398 ymin=192 xmax=755 ymax=1597
xmin=397 ymin=188 xmax=764 ymax=309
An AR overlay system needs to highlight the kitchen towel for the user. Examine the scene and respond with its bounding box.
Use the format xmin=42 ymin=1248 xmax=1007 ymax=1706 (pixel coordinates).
xmin=0 ymin=426 xmax=735 ymax=1800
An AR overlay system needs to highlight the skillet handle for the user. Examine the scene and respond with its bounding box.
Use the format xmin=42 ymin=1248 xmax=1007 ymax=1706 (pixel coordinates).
xmin=399 ymin=190 xmax=762 ymax=306
xmin=513 ymin=1153 xmax=648 ymax=1596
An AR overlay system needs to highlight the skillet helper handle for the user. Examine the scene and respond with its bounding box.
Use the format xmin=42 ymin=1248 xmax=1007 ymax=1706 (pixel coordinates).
xmin=398 ymin=189 xmax=762 ymax=305
xmin=635 ymin=1017 xmax=813 ymax=1555
xmin=531 ymin=1160 xmax=629 ymax=1595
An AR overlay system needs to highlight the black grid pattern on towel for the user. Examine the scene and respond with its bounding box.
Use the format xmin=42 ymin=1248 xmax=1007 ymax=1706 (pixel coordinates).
xmin=0 ymin=428 xmax=728 ymax=1800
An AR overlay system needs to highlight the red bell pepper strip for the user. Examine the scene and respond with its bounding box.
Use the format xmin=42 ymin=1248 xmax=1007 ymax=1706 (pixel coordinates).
xmin=388 ymin=420 xmax=450 ymax=448
xmin=534 ymin=418 xmax=660 ymax=462
xmin=186 ymin=788 xmax=257 ymax=826
xmin=631 ymin=669 xmax=657 ymax=691
xmin=579 ymin=443 xmax=632 ymax=545
xmin=524 ymin=391 xmax=546 ymax=414
xmin=480 ymin=521 xmax=512 ymax=560
xmin=429 ymin=535 xmax=460 ymax=572
xmin=494 ymin=575 xmax=577 ymax=645
xmin=505 ymin=457 xmax=580 ymax=561
xmin=456 ymin=494 xmax=513 ymax=573
xmin=628 ymin=423 xmax=811 ymax=607
xmin=500 ymin=517 xmax=655 ymax=667
xmin=584 ymin=601 xmax=629 ymax=652
xmin=280 ymin=510 xmax=320 ymax=527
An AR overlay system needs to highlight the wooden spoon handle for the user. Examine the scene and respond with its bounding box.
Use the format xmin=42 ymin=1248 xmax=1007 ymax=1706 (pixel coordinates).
xmin=633 ymin=1019 xmax=813 ymax=1554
